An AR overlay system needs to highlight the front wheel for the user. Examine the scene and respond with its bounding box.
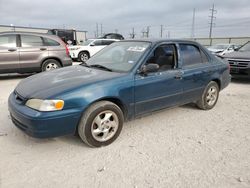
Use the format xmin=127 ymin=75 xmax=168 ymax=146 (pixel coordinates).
xmin=197 ymin=81 xmax=219 ymax=110
xmin=78 ymin=51 xmax=90 ymax=62
xmin=78 ymin=101 xmax=124 ymax=147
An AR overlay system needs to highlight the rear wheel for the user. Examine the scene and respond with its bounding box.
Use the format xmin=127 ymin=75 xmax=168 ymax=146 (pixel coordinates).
xmin=78 ymin=101 xmax=124 ymax=147
xmin=78 ymin=51 xmax=90 ymax=62
xmin=197 ymin=81 xmax=219 ymax=110
xmin=41 ymin=59 xmax=61 ymax=72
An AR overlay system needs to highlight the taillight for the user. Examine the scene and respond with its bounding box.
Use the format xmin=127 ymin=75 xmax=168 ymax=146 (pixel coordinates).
xmin=228 ymin=62 xmax=230 ymax=71
xmin=65 ymin=45 xmax=69 ymax=57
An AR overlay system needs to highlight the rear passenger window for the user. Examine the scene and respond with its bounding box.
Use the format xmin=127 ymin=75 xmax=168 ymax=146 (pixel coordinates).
xmin=21 ymin=35 xmax=44 ymax=47
xmin=0 ymin=35 xmax=16 ymax=48
xmin=200 ymin=50 xmax=209 ymax=63
xmin=43 ymin=38 xmax=60 ymax=46
xmin=180 ymin=44 xmax=204 ymax=66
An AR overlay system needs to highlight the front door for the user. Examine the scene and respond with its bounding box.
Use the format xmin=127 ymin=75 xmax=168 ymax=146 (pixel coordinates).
xmin=0 ymin=34 xmax=19 ymax=73
xmin=134 ymin=44 xmax=183 ymax=116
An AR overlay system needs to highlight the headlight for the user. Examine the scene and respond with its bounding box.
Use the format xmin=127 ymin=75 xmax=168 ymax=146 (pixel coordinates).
xmin=25 ymin=99 xmax=64 ymax=111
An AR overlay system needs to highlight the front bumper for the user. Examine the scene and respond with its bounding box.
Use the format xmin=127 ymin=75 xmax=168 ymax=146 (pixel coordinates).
xmin=8 ymin=92 xmax=82 ymax=138
xmin=228 ymin=60 xmax=250 ymax=77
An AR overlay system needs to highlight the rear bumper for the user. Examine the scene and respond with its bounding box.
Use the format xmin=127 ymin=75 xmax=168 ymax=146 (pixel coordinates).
xmin=62 ymin=58 xmax=73 ymax=67
xmin=8 ymin=92 xmax=82 ymax=138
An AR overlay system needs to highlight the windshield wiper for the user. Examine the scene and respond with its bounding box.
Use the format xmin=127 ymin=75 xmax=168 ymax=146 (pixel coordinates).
xmin=89 ymin=64 xmax=113 ymax=72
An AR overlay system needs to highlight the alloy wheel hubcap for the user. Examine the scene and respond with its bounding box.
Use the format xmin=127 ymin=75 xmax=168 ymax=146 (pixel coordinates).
xmin=206 ymin=86 xmax=218 ymax=106
xmin=81 ymin=54 xmax=89 ymax=62
xmin=91 ymin=110 xmax=119 ymax=142
xmin=45 ymin=63 xmax=58 ymax=71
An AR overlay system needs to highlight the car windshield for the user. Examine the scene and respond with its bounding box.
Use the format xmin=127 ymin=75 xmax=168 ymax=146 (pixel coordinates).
xmin=81 ymin=39 xmax=94 ymax=46
xmin=210 ymin=44 xmax=228 ymax=50
xmin=238 ymin=41 xmax=250 ymax=52
xmin=85 ymin=41 xmax=151 ymax=72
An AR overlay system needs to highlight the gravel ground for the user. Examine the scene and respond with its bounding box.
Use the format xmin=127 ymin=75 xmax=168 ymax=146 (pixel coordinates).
xmin=0 ymin=74 xmax=250 ymax=188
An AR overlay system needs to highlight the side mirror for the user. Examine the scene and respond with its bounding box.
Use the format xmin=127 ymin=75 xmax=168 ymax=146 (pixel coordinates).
xmin=90 ymin=43 xmax=95 ymax=47
xmin=141 ymin=64 xmax=159 ymax=74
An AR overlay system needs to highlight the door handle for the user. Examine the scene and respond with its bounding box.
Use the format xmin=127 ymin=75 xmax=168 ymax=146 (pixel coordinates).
xmin=174 ymin=71 xmax=183 ymax=80
xmin=40 ymin=48 xmax=47 ymax=51
xmin=8 ymin=48 xmax=17 ymax=52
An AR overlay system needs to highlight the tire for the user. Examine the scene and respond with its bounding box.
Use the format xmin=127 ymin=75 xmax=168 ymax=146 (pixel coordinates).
xmin=78 ymin=101 xmax=124 ymax=147
xmin=78 ymin=51 xmax=90 ymax=62
xmin=41 ymin=59 xmax=61 ymax=72
xmin=197 ymin=81 xmax=219 ymax=110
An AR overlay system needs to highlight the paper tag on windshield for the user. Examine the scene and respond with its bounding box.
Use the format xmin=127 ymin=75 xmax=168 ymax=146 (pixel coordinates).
xmin=127 ymin=46 xmax=146 ymax=52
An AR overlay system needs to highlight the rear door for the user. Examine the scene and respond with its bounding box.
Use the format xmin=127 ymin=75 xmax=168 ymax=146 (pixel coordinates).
xmin=90 ymin=40 xmax=106 ymax=56
xmin=178 ymin=43 xmax=212 ymax=103
xmin=0 ymin=34 xmax=19 ymax=73
xmin=19 ymin=34 xmax=49 ymax=71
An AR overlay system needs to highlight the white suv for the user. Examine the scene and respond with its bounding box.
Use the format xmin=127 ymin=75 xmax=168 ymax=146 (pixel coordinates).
xmin=69 ymin=39 xmax=119 ymax=62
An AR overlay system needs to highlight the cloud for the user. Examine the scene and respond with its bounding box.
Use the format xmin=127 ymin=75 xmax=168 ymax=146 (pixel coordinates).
xmin=0 ymin=0 xmax=250 ymax=38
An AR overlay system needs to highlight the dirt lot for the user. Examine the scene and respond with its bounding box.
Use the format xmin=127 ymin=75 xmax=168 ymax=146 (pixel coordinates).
xmin=0 ymin=74 xmax=250 ymax=188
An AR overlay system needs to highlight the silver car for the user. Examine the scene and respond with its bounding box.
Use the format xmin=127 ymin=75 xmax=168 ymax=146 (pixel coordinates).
xmin=0 ymin=32 xmax=72 ymax=74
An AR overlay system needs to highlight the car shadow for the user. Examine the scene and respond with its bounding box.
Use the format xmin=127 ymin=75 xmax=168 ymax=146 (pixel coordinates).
xmin=0 ymin=73 xmax=34 ymax=80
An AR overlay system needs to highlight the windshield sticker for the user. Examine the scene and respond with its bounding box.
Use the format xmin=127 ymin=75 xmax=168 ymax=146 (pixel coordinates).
xmin=128 ymin=61 xmax=135 ymax=64
xmin=127 ymin=46 xmax=146 ymax=52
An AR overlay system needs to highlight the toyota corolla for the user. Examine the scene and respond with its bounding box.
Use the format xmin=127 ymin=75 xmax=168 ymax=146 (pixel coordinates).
xmin=8 ymin=39 xmax=230 ymax=147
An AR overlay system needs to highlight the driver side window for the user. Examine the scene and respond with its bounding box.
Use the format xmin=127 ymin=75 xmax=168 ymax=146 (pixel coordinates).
xmin=146 ymin=44 xmax=177 ymax=72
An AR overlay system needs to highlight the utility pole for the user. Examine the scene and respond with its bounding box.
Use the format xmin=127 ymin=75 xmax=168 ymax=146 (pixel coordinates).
xmin=129 ymin=28 xmax=135 ymax=39
xmin=160 ymin=25 xmax=163 ymax=38
xmin=100 ymin=24 xmax=103 ymax=36
xmin=115 ymin=29 xmax=118 ymax=33
xmin=209 ymin=4 xmax=217 ymax=39
xmin=191 ymin=8 xmax=196 ymax=38
xmin=96 ymin=23 xmax=99 ymax=37
xmin=146 ymin=26 xmax=150 ymax=38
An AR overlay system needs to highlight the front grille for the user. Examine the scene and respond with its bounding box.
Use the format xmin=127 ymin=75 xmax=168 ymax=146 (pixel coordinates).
xmin=14 ymin=90 xmax=26 ymax=104
xmin=228 ymin=59 xmax=250 ymax=68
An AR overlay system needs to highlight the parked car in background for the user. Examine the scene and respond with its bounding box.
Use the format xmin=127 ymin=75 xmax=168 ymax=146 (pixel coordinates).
xmin=222 ymin=41 xmax=250 ymax=77
xmin=47 ymin=29 xmax=78 ymax=45
xmin=0 ymin=32 xmax=72 ymax=74
xmin=99 ymin=33 xmax=124 ymax=40
xmin=207 ymin=43 xmax=240 ymax=56
xmin=8 ymin=39 xmax=230 ymax=147
xmin=68 ymin=38 xmax=119 ymax=62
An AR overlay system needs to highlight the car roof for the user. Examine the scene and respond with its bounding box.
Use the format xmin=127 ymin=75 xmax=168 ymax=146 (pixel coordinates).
xmin=0 ymin=31 xmax=63 ymax=42
xmin=0 ymin=31 xmax=59 ymax=38
xmin=88 ymin=38 xmax=119 ymax=41
xmin=116 ymin=38 xmax=203 ymax=46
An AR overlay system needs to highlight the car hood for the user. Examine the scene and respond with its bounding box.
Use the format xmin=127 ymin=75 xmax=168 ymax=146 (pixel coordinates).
xmin=223 ymin=51 xmax=250 ymax=59
xmin=15 ymin=66 xmax=122 ymax=99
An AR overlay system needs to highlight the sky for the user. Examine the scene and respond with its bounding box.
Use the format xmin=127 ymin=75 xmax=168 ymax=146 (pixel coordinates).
xmin=0 ymin=0 xmax=250 ymax=39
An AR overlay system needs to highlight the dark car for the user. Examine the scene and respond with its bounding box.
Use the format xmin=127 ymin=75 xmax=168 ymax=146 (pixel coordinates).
xmin=99 ymin=33 xmax=124 ymax=40
xmin=0 ymin=32 xmax=72 ymax=74
xmin=8 ymin=39 xmax=230 ymax=147
xmin=222 ymin=41 xmax=250 ymax=77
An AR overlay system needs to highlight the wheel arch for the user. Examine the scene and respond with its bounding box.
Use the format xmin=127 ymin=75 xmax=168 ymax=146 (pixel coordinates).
xmin=94 ymin=97 xmax=128 ymax=120
xmin=41 ymin=57 xmax=63 ymax=68
xmin=211 ymin=78 xmax=221 ymax=90
xmin=78 ymin=50 xmax=90 ymax=58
